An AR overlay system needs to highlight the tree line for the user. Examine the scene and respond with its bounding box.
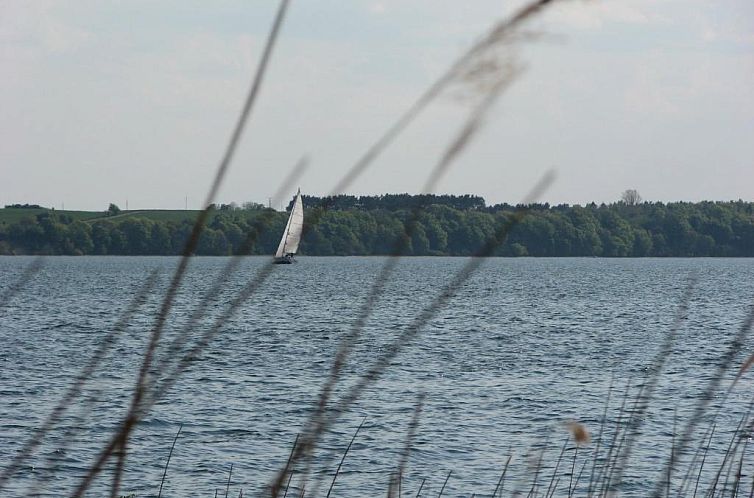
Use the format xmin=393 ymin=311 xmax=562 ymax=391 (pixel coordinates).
xmin=290 ymin=193 xmax=486 ymax=212
xmin=1 ymin=198 xmax=753 ymax=256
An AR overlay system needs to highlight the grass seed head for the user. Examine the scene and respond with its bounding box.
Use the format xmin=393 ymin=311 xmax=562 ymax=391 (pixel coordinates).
xmin=566 ymin=421 xmax=590 ymax=445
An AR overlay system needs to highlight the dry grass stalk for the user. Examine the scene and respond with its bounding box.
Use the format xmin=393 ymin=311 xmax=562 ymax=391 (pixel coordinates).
xmin=651 ymin=305 xmax=754 ymax=498
xmin=415 ymin=477 xmax=426 ymax=497
xmin=693 ymin=422 xmax=717 ymax=497
xmin=668 ymin=408 xmax=677 ymax=497
xmin=280 ymin=434 xmax=300 ymax=498
xmin=567 ymin=422 xmax=591 ymax=446
xmin=545 ymin=437 xmax=570 ymax=498
xmin=526 ymin=438 xmax=549 ymax=498
xmin=595 ymin=378 xmax=634 ymax=496
xmin=437 ymin=470 xmax=452 ymax=497
xmin=157 ymin=423 xmax=183 ymax=498
xmin=69 ymin=2 xmax=291 ymax=495
xmin=677 ymin=420 xmax=716 ymax=495
xmin=270 ymin=0 xmax=562 ymax=490
xmin=157 ymin=156 xmax=308 ymax=366
xmin=11 ymin=0 xmax=747 ymax=495
xmin=326 ymin=418 xmax=366 ymax=498
xmin=735 ymin=353 xmax=754 ymax=386
xmin=0 ymin=269 xmax=159 ymax=492
xmin=225 ymin=463 xmax=233 ymax=498
xmin=0 ymin=257 xmax=43 ymax=310
xmin=572 ymin=458 xmax=589 ymax=497
xmin=275 ymin=169 xmax=554 ymax=497
xmin=492 ymin=454 xmax=513 ymax=498
xmin=326 ymin=0 xmax=559 ymax=199
xmin=705 ymin=402 xmax=753 ymax=496
xmin=607 ymin=278 xmax=697 ymax=494
xmin=110 ymin=435 xmax=127 ymax=498
xmin=586 ymin=376 xmax=614 ymax=497
xmin=389 ymin=394 xmax=426 ymax=498
xmin=567 ymin=445 xmax=579 ymax=498
xmin=732 ymin=436 xmax=749 ymax=497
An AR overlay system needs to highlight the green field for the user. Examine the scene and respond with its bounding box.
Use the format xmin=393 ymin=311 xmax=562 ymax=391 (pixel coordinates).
xmin=0 ymin=208 xmax=100 ymax=224
xmin=93 ymin=209 xmax=202 ymax=223
xmin=0 ymin=208 xmax=202 ymax=225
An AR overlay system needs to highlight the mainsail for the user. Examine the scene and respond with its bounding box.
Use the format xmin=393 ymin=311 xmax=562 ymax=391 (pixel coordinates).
xmin=274 ymin=190 xmax=304 ymax=258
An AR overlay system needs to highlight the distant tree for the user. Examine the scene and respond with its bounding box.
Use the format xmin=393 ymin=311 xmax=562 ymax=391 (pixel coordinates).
xmin=621 ymin=189 xmax=642 ymax=206
xmin=91 ymin=222 xmax=112 ymax=254
xmin=119 ymin=218 xmax=150 ymax=254
xmin=4 ymin=197 xmax=754 ymax=257
xmin=149 ymin=223 xmax=172 ymax=255
xmin=5 ymin=204 xmax=43 ymax=209
xmin=242 ymin=201 xmax=266 ymax=211
xmin=107 ymin=203 xmax=121 ymax=216
xmin=68 ymin=221 xmax=93 ymax=255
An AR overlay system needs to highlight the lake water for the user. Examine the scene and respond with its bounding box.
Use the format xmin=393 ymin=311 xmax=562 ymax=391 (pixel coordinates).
xmin=1 ymin=256 xmax=754 ymax=497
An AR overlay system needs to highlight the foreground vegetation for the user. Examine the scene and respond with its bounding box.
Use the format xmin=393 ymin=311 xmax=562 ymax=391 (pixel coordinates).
xmin=1 ymin=196 xmax=753 ymax=257
xmin=3 ymin=0 xmax=754 ymax=495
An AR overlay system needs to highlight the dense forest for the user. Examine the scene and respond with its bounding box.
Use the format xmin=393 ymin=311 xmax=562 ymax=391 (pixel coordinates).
xmin=1 ymin=195 xmax=754 ymax=256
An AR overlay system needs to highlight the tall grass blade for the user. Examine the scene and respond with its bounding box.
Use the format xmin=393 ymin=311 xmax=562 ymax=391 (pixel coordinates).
xmin=0 ymin=270 xmax=158 ymax=492
xmin=586 ymin=375 xmax=613 ymax=498
xmin=416 ymin=477 xmax=427 ymax=497
xmin=437 ymin=470 xmax=452 ymax=498
xmin=157 ymin=423 xmax=183 ymax=498
xmin=610 ymin=279 xmax=696 ymax=492
xmin=70 ymin=2 xmax=290 ymax=492
xmin=545 ymin=436 xmax=569 ymax=498
xmin=651 ymin=305 xmax=754 ymax=497
xmin=732 ymin=436 xmax=748 ymax=497
xmin=390 ymin=395 xmax=426 ymax=498
xmin=0 ymin=257 xmax=42 ymax=311
xmin=326 ymin=418 xmax=366 ymax=498
xmin=225 ymin=463 xmax=233 ymax=498
xmin=694 ymin=422 xmax=716 ymax=498
xmin=492 ymin=454 xmax=513 ymax=498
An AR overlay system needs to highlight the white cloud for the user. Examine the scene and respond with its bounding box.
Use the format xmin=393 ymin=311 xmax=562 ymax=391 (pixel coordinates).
xmin=369 ymin=2 xmax=386 ymax=15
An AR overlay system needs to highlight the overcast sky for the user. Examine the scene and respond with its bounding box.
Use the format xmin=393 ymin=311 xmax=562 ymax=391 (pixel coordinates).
xmin=2 ymin=0 xmax=753 ymax=210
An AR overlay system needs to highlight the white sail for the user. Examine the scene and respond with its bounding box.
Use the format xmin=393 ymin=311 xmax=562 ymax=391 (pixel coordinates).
xmin=274 ymin=190 xmax=304 ymax=258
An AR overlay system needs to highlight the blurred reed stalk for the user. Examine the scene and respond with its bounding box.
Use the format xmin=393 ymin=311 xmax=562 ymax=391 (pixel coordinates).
xmin=388 ymin=394 xmax=426 ymax=498
xmin=71 ymin=1 xmax=291 ymax=495
xmin=0 ymin=257 xmax=43 ymax=310
xmin=5 ymin=0 xmax=754 ymax=495
xmin=0 ymin=269 xmax=159 ymax=493
xmin=326 ymin=418 xmax=366 ymax=498
xmin=157 ymin=423 xmax=183 ymax=498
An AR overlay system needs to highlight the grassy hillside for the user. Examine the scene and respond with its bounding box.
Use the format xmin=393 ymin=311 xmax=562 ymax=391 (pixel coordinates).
xmin=0 ymin=208 xmax=201 ymax=225
xmin=86 ymin=210 xmax=202 ymax=223
xmin=0 ymin=208 xmax=101 ymax=224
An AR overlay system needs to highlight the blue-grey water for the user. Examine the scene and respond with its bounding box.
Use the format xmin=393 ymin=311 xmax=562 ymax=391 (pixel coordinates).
xmin=2 ymin=256 xmax=754 ymax=497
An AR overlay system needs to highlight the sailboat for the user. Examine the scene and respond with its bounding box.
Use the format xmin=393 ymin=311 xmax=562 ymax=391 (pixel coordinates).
xmin=273 ymin=189 xmax=304 ymax=264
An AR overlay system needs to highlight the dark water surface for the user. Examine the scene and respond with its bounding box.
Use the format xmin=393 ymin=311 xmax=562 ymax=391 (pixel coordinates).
xmin=2 ymin=256 xmax=754 ymax=497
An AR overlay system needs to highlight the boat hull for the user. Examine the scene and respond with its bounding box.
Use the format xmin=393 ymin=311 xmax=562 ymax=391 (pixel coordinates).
xmin=273 ymin=255 xmax=294 ymax=264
